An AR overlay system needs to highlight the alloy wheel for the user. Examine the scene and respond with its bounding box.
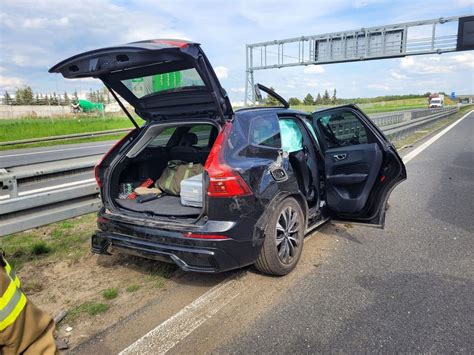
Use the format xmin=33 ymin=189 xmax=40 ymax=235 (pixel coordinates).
xmin=275 ymin=206 xmax=302 ymax=264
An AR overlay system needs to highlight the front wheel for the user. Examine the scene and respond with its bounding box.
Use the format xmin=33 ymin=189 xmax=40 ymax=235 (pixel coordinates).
xmin=255 ymin=197 xmax=305 ymax=276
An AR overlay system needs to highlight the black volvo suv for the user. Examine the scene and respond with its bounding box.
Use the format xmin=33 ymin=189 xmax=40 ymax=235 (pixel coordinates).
xmin=50 ymin=40 xmax=406 ymax=275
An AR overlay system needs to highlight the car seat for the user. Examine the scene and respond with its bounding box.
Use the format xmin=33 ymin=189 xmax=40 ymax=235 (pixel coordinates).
xmin=170 ymin=132 xmax=200 ymax=163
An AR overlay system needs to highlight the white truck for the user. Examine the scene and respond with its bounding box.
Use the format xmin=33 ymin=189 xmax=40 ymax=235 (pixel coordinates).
xmin=429 ymin=94 xmax=444 ymax=108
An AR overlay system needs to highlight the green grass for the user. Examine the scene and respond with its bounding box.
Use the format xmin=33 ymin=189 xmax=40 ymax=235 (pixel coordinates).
xmin=69 ymin=301 xmax=109 ymax=320
xmin=126 ymin=284 xmax=141 ymax=293
xmin=0 ymin=114 xmax=143 ymax=143
xmin=30 ymin=241 xmax=52 ymax=255
xmin=0 ymin=214 xmax=96 ymax=270
xmin=102 ymin=288 xmax=119 ymax=300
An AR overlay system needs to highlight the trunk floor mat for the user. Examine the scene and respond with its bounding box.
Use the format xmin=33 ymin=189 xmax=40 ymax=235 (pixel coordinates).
xmin=114 ymin=196 xmax=200 ymax=216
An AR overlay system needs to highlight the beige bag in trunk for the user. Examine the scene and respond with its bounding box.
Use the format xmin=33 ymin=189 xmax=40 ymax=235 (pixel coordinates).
xmin=156 ymin=160 xmax=204 ymax=196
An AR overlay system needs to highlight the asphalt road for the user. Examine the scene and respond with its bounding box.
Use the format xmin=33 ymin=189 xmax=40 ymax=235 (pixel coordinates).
xmin=0 ymin=141 xmax=113 ymax=168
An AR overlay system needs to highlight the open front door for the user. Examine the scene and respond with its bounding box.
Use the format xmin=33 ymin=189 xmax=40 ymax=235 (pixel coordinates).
xmin=311 ymin=105 xmax=406 ymax=227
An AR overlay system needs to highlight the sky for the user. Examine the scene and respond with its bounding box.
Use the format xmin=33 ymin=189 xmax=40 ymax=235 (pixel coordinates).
xmin=0 ymin=0 xmax=473 ymax=105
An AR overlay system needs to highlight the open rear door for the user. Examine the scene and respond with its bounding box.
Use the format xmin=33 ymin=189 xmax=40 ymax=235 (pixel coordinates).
xmin=311 ymin=105 xmax=406 ymax=227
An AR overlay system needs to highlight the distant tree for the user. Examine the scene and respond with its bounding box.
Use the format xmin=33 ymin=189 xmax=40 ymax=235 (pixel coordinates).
xmin=332 ymin=89 xmax=337 ymax=104
xmin=73 ymin=90 xmax=79 ymax=102
xmin=23 ymin=86 xmax=34 ymax=105
xmin=322 ymin=89 xmax=330 ymax=104
xmin=101 ymin=87 xmax=111 ymax=104
xmin=3 ymin=91 xmax=12 ymax=105
xmin=288 ymin=97 xmax=301 ymax=106
xmin=63 ymin=91 xmax=70 ymax=106
xmin=14 ymin=88 xmax=23 ymax=105
xmin=51 ymin=92 xmax=58 ymax=105
xmin=315 ymin=92 xmax=322 ymax=105
xmin=45 ymin=94 xmax=50 ymax=105
xmin=264 ymin=87 xmax=279 ymax=105
xmin=303 ymin=93 xmax=314 ymax=105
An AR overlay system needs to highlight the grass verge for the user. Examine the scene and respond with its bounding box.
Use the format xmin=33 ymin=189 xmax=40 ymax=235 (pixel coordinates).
xmin=0 ymin=115 xmax=142 ymax=143
xmin=0 ymin=214 xmax=96 ymax=270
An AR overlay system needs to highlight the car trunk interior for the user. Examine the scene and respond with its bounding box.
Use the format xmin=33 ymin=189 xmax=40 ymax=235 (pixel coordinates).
xmin=107 ymin=121 xmax=219 ymax=219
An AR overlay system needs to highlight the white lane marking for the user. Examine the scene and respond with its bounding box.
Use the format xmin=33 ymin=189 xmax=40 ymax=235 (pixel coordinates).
xmin=119 ymin=275 xmax=242 ymax=355
xmin=403 ymin=109 xmax=473 ymax=164
xmin=0 ymin=178 xmax=96 ymax=200
xmin=0 ymin=143 xmax=113 ymax=158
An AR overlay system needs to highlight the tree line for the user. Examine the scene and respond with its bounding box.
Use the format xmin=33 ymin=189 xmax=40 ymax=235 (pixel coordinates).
xmin=284 ymin=90 xmax=437 ymax=106
xmin=2 ymin=87 xmax=112 ymax=106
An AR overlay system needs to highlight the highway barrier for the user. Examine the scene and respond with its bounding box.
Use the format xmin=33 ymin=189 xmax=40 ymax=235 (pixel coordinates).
xmin=0 ymin=106 xmax=459 ymax=236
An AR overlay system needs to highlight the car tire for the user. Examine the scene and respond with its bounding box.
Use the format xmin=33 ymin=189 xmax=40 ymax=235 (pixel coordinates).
xmin=255 ymin=197 xmax=305 ymax=276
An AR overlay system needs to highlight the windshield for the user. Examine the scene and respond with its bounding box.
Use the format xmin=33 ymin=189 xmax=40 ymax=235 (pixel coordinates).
xmin=121 ymin=68 xmax=206 ymax=98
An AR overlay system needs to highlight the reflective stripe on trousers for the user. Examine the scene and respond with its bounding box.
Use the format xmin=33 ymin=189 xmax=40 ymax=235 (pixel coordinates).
xmin=0 ymin=259 xmax=26 ymax=331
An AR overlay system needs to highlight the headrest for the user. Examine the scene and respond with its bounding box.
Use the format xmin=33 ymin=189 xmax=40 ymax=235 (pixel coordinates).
xmin=180 ymin=132 xmax=198 ymax=146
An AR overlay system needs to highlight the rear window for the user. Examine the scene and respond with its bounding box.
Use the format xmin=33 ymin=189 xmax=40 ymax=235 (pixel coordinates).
xmin=121 ymin=68 xmax=206 ymax=98
xmin=147 ymin=127 xmax=176 ymax=147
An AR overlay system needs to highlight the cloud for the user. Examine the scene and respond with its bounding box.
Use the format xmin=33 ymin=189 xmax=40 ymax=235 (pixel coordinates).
xmin=0 ymin=75 xmax=25 ymax=90
xmin=390 ymin=69 xmax=407 ymax=80
xmin=353 ymin=0 xmax=386 ymax=8
xmin=230 ymin=87 xmax=245 ymax=93
xmin=12 ymin=55 xmax=28 ymax=67
xmin=367 ymin=83 xmax=391 ymax=91
xmin=303 ymin=66 xmax=325 ymax=74
xmin=399 ymin=53 xmax=474 ymax=75
xmin=214 ymin=66 xmax=229 ymax=79
xmin=22 ymin=16 xmax=69 ymax=29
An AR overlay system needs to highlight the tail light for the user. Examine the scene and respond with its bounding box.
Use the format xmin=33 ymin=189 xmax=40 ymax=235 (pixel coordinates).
xmin=94 ymin=129 xmax=136 ymax=188
xmin=204 ymin=122 xmax=252 ymax=198
xmin=183 ymin=232 xmax=229 ymax=240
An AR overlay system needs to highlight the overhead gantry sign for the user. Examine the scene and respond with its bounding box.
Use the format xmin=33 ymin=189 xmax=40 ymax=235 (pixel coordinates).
xmin=244 ymin=15 xmax=474 ymax=104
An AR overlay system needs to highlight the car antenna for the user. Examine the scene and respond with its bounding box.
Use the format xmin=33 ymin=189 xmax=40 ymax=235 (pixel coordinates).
xmin=104 ymin=84 xmax=139 ymax=129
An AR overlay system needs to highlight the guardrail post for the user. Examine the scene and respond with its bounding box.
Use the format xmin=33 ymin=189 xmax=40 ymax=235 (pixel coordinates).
xmin=0 ymin=175 xmax=18 ymax=198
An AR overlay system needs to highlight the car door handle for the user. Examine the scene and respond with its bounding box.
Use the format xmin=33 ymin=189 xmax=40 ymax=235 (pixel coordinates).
xmin=333 ymin=153 xmax=347 ymax=161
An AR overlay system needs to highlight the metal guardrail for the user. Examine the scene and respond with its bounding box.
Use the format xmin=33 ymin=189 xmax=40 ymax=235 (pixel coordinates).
xmin=0 ymin=106 xmax=461 ymax=236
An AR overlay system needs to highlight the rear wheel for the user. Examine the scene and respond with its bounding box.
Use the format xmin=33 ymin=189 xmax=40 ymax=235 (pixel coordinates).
xmin=255 ymin=197 xmax=304 ymax=276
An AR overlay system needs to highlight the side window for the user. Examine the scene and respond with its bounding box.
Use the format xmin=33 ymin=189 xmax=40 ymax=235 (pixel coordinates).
xmin=148 ymin=127 xmax=176 ymax=147
xmin=314 ymin=110 xmax=370 ymax=148
xmin=250 ymin=114 xmax=281 ymax=148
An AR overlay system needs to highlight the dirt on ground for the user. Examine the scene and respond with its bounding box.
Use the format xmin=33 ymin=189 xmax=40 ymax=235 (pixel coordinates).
xmin=19 ymin=249 xmax=177 ymax=349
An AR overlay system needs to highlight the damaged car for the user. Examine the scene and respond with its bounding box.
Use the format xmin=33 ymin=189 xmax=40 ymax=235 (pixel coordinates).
xmin=49 ymin=39 xmax=406 ymax=275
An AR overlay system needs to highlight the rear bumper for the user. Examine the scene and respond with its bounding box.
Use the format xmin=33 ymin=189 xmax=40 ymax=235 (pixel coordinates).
xmin=92 ymin=216 xmax=262 ymax=273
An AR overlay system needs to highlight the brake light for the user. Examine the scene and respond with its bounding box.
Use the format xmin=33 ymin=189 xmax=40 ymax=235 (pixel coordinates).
xmin=94 ymin=129 xmax=136 ymax=188
xmin=183 ymin=232 xmax=229 ymax=240
xmin=204 ymin=122 xmax=252 ymax=198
